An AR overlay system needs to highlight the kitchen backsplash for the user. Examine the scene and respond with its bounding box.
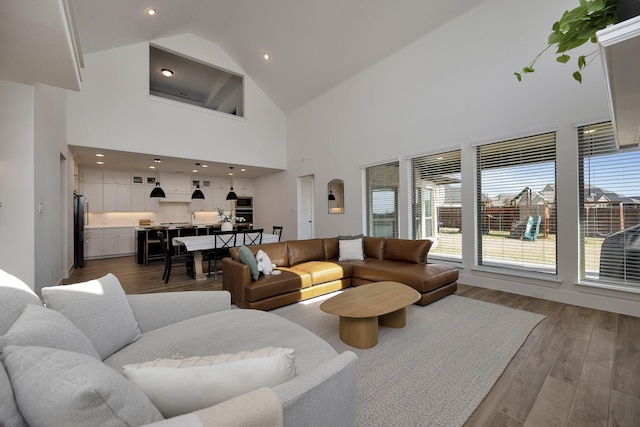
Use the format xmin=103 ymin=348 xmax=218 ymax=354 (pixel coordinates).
xmin=87 ymin=205 xmax=220 ymax=227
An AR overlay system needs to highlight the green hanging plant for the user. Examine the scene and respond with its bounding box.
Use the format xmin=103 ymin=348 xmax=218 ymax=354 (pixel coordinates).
xmin=515 ymin=0 xmax=618 ymax=83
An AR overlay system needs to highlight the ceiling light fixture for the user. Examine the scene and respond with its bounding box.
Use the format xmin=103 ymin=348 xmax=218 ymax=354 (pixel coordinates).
xmin=146 ymin=9 xmax=156 ymax=16
xmin=149 ymin=159 xmax=166 ymax=198
xmin=161 ymin=68 xmax=174 ymax=77
xmin=96 ymin=161 xmax=104 ymax=165
xmin=263 ymin=53 xmax=270 ymax=61
xmin=95 ymin=153 xmax=104 ymax=157
xmin=226 ymin=166 xmax=238 ymax=200
xmin=191 ymin=163 xmax=205 ymax=200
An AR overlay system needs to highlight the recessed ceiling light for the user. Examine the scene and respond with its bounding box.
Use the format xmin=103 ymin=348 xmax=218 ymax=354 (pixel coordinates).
xmin=262 ymin=53 xmax=271 ymax=61
xmin=240 ymin=168 xmax=246 ymax=172
xmin=95 ymin=153 xmax=104 ymax=157
xmin=192 ymin=169 xmax=198 ymax=173
xmin=96 ymin=161 xmax=104 ymax=165
xmin=228 ymin=172 xmax=234 ymax=176
xmin=149 ymin=166 xmax=156 ymax=169
xmin=146 ymin=9 xmax=156 ymax=16
xmin=161 ymin=68 xmax=174 ymax=77
xmin=201 ymin=164 xmax=208 ymax=168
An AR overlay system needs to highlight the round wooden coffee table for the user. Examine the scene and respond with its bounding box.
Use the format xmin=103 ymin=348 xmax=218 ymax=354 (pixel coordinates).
xmin=320 ymin=281 xmax=420 ymax=349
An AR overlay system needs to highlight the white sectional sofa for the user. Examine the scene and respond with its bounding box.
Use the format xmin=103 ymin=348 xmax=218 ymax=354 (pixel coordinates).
xmin=0 ymin=269 xmax=357 ymax=427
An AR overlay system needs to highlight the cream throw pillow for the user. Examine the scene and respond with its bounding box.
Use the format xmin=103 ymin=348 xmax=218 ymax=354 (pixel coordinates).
xmin=122 ymin=347 xmax=295 ymax=418
xmin=338 ymin=237 xmax=364 ymax=261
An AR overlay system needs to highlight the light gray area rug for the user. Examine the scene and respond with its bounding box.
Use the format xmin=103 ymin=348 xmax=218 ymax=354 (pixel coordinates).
xmin=272 ymin=293 xmax=545 ymax=427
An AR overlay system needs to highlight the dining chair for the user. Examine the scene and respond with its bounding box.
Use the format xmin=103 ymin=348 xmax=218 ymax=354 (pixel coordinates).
xmin=242 ymin=228 xmax=263 ymax=246
xmin=157 ymin=231 xmax=194 ymax=283
xmin=206 ymin=230 xmax=237 ymax=280
xmin=272 ymin=226 xmax=283 ymax=241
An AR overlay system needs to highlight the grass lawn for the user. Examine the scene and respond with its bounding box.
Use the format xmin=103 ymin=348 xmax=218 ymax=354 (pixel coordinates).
xmin=431 ymin=229 xmax=604 ymax=273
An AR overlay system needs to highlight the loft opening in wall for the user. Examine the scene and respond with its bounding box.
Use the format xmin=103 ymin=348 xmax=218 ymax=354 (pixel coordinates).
xmin=149 ymin=45 xmax=245 ymax=117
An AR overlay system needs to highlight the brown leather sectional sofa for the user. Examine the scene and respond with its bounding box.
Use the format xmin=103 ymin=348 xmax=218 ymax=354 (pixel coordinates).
xmin=222 ymin=236 xmax=458 ymax=311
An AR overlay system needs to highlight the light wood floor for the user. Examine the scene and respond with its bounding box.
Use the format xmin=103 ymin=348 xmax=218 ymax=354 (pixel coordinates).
xmin=66 ymin=256 xmax=640 ymax=427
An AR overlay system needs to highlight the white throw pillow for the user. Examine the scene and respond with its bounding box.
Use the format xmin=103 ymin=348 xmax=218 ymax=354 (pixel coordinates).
xmin=1 ymin=345 xmax=163 ymax=427
xmin=41 ymin=273 xmax=142 ymax=360
xmin=122 ymin=347 xmax=296 ymax=418
xmin=338 ymin=238 xmax=364 ymax=261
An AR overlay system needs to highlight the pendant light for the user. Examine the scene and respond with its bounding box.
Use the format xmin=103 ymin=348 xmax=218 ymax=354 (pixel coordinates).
xmin=149 ymin=159 xmax=166 ymax=198
xmin=191 ymin=163 xmax=205 ymax=199
xmin=226 ymin=166 xmax=238 ymax=200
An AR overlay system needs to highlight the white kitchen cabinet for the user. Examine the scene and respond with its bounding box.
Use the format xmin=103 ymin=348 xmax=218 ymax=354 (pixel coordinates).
xmin=103 ymin=228 xmax=134 ymax=256
xmin=82 ymin=169 xmax=103 ymax=183
xmin=103 ymin=183 xmax=132 ymax=211
xmin=160 ymin=172 xmax=191 ymax=193
xmin=131 ymin=185 xmax=159 ymax=212
xmin=85 ymin=229 xmax=104 ymax=258
xmin=232 ymin=177 xmax=254 ymax=197
xmin=117 ymin=184 xmax=131 ymax=211
xmin=83 ymin=182 xmax=104 ymax=213
xmin=86 ymin=228 xmax=134 ymax=259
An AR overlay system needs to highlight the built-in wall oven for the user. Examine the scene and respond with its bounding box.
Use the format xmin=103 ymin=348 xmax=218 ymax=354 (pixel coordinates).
xmin=236 ymin=197 xmax=252 ymax=208
xmin=236 ymin=197 xmax=253 ymax=225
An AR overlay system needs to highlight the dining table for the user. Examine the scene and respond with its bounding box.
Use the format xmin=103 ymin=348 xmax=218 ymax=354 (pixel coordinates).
xmin=173 ymin=233 xmax=280 ymax=281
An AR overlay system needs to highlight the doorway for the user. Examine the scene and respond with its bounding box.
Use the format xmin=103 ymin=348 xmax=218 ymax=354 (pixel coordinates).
xmin=297 ymin=175 xmax=314 ymax=239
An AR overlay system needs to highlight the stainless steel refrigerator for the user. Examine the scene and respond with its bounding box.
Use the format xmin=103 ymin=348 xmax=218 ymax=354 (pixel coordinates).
xmin=73 ymin=193 xmax=86 ymax=268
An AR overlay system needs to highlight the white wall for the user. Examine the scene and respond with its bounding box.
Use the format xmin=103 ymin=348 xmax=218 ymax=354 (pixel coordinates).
xmin=33 ymin=84 xmax=70 ymax=292
xmin=281 ymin=0 xmax=640 ymax=315
xmin=67 ymin=34 xmax=287 ymax=171
xmin=0 ymin=81 xmax=36 ymax=285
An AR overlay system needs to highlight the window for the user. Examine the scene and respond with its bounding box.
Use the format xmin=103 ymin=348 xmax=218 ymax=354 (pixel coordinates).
xmin=365 ymin=161 xmax=399 ymax=238
xmin=410 ymin=149 xmax=462 ymax=262
xmin=579 ymin=121 xmax=640 ymax=290
xmin=476 ymin=132 xmax=557 ymax=275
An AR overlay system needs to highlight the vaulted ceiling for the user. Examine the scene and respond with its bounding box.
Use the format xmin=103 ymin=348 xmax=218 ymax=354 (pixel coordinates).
xmin=3 ymin=0 xmax=488 ymax=113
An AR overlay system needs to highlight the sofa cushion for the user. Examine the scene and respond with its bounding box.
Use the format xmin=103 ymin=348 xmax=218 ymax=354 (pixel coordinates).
xmin=122 ymin=347 xmax=296 ymax=418
xmin=239 ymin=245 xmax=260 ymax=281
xmin=0 ymin=304 xmax=100 ymax=360
xmin=291 ymin=261 xmax=350 ymax=285
xmin=1 ymin=345 xmax=163 ymax=427
xmin=0 ymin=361 xmax=26 ymax=427
xmin=0 ymin=269 xmax=42 ymax=336
xmin=352 ymin=260 xmax=458 ymax=292
xmin=384 ymin=238 xmax=432 ymax=264
xmin=244 ymin=270 xmax=312 ymax=302
xmin=103 ymin=309 xmax=338 ymax=378
xmin=363 ymin=236 xmax=386 ymax=259
xmin=323 ymin=237 xmax=339 ymax=260
xmin=288 ymin=239 xmax=326 ymax=265
xmin=338 ymin=235 xmax=364 ymax=261
xmin=41 ymin=273 xmax=142 ymax=360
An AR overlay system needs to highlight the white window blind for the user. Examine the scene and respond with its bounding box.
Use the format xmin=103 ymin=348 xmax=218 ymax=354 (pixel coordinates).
xmin=476 ymin=132 xmax=557 ymax=274
xmin=365 ymin=161 xmax=399 ymax=238
xmin=410 ymin=149 xmax=462 ymax=262
xmin=578 ymin=121 xmax=640 ymax=289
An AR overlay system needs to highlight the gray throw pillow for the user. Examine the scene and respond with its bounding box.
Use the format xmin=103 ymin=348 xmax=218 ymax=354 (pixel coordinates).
xmin=41 ymin=274 xmax=142 ymax=360
xmin=1 ymin=345 xmax=163 ymax=427
xmin=0 ymin=305 xmax=100 ymax=360
xmin=238 ymin=245 xmax=260 ymax=281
